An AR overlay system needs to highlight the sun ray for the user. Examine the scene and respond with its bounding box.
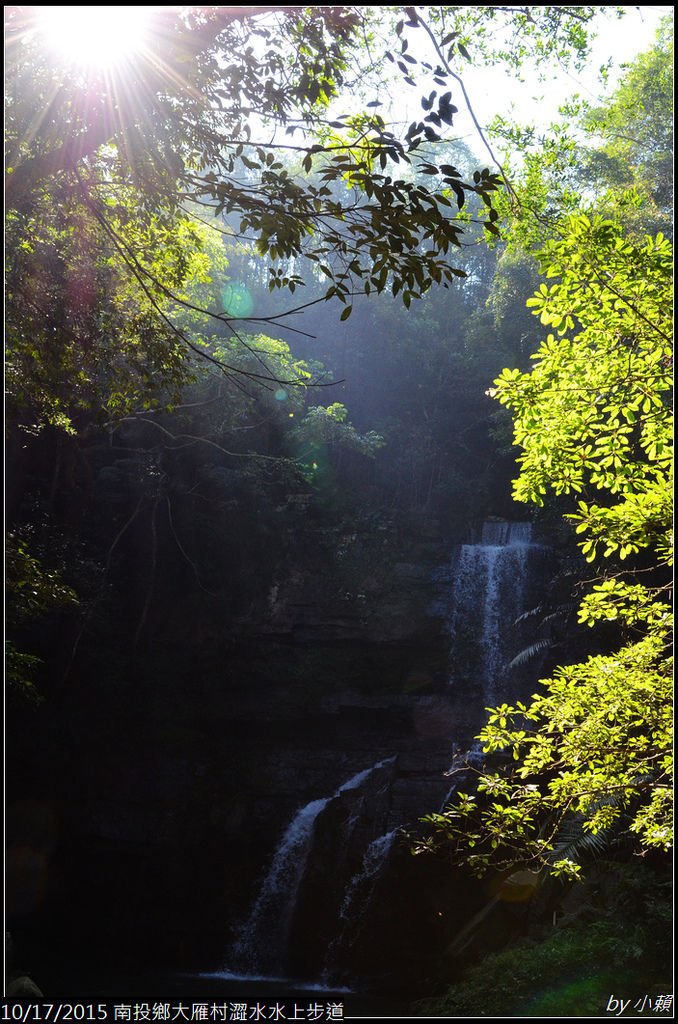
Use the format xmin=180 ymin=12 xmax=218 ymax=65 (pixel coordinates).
xmin=36 ymin=6 xmax=153 ymax=70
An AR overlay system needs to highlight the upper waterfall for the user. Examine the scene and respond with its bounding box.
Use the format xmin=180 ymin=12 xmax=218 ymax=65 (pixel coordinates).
xmin=445 ymin=520 xmax=544 ymax=702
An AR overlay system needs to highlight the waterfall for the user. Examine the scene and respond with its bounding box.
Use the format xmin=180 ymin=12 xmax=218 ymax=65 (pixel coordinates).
xmin=228 ymin=760 xmax=395 ymax=978
xmin=322 ymin=828 xmax=399 ymax=977
xmin=338 ymin=830 xmax=399 ymax=922
xmin=229 ymin=796 xmax=330 ymax=975
xmin=339 ymin=830 xmax=398 ymax=936
xmin=447 ymin=520 xmax=539 ymax=702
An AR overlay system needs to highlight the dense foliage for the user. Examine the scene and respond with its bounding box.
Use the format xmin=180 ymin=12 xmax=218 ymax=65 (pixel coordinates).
xmin=5 ymin=6 xmax=503 ymax=382
xmin=415 ymin=861 xmax=672 ymax=1017
xmin=424 ymin=30 xmax=673 ymax=877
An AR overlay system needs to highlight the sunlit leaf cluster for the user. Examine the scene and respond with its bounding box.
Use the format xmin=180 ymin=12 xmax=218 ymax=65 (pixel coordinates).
xmin=433 ymin=208 xmax=672 ymax=876
xmin=492 ymin=215 xmax=672 ymax=565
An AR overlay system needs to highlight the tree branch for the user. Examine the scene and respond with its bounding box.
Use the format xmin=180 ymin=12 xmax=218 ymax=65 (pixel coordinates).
xmin=4 ymin=6 xmax=302 ymax=207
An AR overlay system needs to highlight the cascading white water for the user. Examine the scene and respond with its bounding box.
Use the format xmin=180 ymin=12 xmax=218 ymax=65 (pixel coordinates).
xmin=228 ymin=760 xmax=394 ymax=977
xmin=322 ymin=829 xmax=399 ymax=977
xmin=229 ymin=796 xmax=330 ymax=975
xmin=448 ymin=521 xmax=536 ymax=702
xmin=338 ymin=830 xmax=398 ymax=927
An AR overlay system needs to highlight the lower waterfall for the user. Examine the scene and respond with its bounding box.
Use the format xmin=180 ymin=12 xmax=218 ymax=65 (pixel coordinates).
xmin=227 ymin=760 xmax=395 ymax=978
xmin=322 ymin=828 xmax=399 ymax=977
xmin=229 ymin=796 xmax=330 ymax=976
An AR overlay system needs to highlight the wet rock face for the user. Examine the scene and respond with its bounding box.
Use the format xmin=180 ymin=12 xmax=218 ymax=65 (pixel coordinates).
xmin=9 ymin=628 xmax=465 ymax=979
xmin=287 ymin=759 xmax=399 ymax=978
xmin=7 ymin=520 xmax=557 ymax=995
xmin=250 ymin=554 xmax=447 ymax=645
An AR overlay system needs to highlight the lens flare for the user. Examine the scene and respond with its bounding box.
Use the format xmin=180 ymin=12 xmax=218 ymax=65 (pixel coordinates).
xmin=222 ymin=282 xmax=254 ymax=319
xmin=38 ymin=6 xmax=152 ymax=69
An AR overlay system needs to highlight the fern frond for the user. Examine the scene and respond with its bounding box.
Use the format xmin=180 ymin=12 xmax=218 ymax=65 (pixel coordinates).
xmin=550 ymin=817 xmax=609 ymax=864
xmin=514 ymin=604 xmax=545 ymax=625
xmin=508 ymin=638 xmax=553 ymax=669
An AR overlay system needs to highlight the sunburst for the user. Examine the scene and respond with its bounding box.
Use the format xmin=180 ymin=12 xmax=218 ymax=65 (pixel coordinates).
xmin=36 ymin=6 xmax=153 ymax=69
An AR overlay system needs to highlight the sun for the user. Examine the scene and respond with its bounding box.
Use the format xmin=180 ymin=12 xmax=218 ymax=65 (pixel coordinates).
xmin=37 ymin=6 xmax=153 ymax=69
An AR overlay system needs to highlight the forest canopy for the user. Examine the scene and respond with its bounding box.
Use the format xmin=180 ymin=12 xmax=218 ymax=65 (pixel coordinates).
xmin=5 ymin=5 xmax=500 ymax=426
xmin=5 ymin=4 xmax=612 ymax=430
